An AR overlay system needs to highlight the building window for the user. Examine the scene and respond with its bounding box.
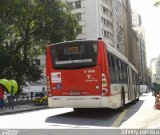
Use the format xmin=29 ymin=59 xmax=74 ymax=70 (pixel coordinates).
xmin=103 ymin=7 xmax=109 ymax=15
xmin=101 ymin=17 xmax=113 ymax=29
xmin=156 ymin=78 xmax=160 ymax=81
xmin=77 ymin=26 xmax=82 ymax=34
xmin=101 ymin=6 xmax=112 ymax=17
xmin=76 ymin=13 xmax=82 ymax=21
xmin=75 ymin=1 xmax=81 ymax=9
xmin=102 ymin=29 xmax=113 ymax=40
xmin=104 ymin=30 xmax=107 ymax=37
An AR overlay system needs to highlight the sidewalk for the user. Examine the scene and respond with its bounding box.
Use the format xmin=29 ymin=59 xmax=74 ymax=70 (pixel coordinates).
xmin=119 ymin=93 xmax=160 ymax=129
xmin=0 ymin=102 xmax=48 ymax=115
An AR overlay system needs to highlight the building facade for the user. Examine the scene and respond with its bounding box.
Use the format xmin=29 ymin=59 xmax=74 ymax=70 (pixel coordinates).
xmin=132 ymin=9 xmax=147 ymax=84
xmin=132 ymin=30 xmax=139 ymax=70
xmin=150 ymin=56 xmax=160 ymax=84
xmin=121 ymin=0 xmax=129 ymax=59
xmin=112 ymin=0 xmax=125 ymax=55
xmin=121 ymin=0 xmax=138 ymax=67
xmin=64 ymin=0 xmax=126 ymax=55
xmin=64 ymin=0 xmax=114 ymax=46
xmin=125 ymin=0 xmax=134 ymax=63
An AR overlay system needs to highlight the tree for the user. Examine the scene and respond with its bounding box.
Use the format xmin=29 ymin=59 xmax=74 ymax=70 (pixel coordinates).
xmin=154 ymin=0 xmax=160 ymax=7
xmin=0 ymin=0 xmax=80 ymax=86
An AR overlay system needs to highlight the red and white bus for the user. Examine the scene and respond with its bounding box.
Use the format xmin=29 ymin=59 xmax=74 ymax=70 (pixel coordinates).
xmin=46 ymin=39 xmax=139 ymax=111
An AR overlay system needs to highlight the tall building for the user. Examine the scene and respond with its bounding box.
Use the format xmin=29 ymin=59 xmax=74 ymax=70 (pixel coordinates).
xmin=121 ymin=0 xmax=137 ymax=66
xmin=64 ymin=0 xmax=114 ymax=46
xmin=132 ymin=30 xmax=139 ymax=70
xmin=112 ymin=0 xmax=125 ymax=55
xmin=132 ymin=9 xmax=142 ymax=27
xmin=150 ymin=56 xmax=160 ymax=84
xmin=150 ymin=57 xmax=160 ymax=86
xmin=132 ymin=9 xmax=147 ymax=84
xmin=121 ymin=0 xmax=129 ymax=59
xmin=64 ymin=0 xmax=125 ymax=55
xmin=125 ymin=0 xmax=134 ymax=63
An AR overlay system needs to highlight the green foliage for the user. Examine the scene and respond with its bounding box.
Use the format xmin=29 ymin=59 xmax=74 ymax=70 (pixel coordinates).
xmin=154 ymin=0 xmax=160 ymax=7
xmin=0 ymin=0 xmax=80 ymax=87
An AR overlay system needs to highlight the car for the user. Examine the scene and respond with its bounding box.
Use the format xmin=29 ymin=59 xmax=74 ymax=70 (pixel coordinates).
xmin=140 ymin=85 xmax=149 ymax=94
xmin=33 ymin=92 xmax=48 ymax=106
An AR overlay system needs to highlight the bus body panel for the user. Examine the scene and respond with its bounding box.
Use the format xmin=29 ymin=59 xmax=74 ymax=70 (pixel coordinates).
xmin=48 ymin=93 xmax=125 ymax=109
xmin=48 ymin=95 xmax=121 ymax=109
xmin=48 ymin=96 xmax=101 ymax=108
xmin=49 ymin=65 xmax=102 ymax=96
xmin=99 ymin=41 xmax=111 ymax=96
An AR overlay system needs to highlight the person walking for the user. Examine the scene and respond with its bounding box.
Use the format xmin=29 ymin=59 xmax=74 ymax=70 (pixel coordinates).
xmin=7 ymin=92 xmax=11 ymax=109
xmin=0 ymin=85 xmax=4 ymax=110
xmin=30 ymin=92 xmax=33 ymax=100
xmin=10 ymin=86 xmax=14 ymax=110
xmin=3 ymin=92 xmax=7 ymax=109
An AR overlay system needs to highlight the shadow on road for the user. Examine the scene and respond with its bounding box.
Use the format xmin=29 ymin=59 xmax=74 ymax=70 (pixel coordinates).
xmin=45 ymin=99 xmax=144 ymax=128
xmin=120 ymin=99 xmax=144 ymax=126
xmin=46 ymin=109 xmax=119 ymax=127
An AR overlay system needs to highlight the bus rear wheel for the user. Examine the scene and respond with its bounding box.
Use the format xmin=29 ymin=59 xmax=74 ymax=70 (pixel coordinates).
xmin=132 ymin=94 xmax=137 ymax=104
xmin=118 ymin=92 xmax=125 ymax=112
xmin=73 ymin=108 xmax=84 ymax=113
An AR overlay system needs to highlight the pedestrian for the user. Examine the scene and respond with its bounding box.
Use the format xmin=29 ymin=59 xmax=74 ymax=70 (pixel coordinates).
xmin=3 ymin=92 xmax=7 ymax=109
xmin=0 ymin=85 xmax=4 ymax=110
xmin=10 ymin=86 xmax=15 ymax=110
xmin=154 ymin=92 xmax=160 ymax=110
xmin=30 ymin=92 xmax=33 ymax=100
xmin=7 ymin=92 xmax=11 ymax=109
xmin=151 ymin=87 xmax=154 ymax=96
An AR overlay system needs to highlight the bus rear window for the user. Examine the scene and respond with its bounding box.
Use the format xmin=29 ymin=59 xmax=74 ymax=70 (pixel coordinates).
xmin=50 ymin=41 xmax=98 ymax=69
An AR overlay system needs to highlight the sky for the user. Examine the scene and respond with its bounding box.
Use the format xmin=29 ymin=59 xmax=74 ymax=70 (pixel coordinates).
xmin=130 ymin=0 xmax=160 ymax=66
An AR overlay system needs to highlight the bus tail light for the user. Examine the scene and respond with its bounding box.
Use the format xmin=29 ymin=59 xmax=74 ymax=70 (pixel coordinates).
xmin=46 ymin=76 xmax=52 ymax=97
xmin=102 ymin=73 xmax=108 ymax=96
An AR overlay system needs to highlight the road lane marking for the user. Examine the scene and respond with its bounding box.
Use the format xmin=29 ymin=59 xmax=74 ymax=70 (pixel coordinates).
xmin=111 ymin=109 xmax=128 ymax=127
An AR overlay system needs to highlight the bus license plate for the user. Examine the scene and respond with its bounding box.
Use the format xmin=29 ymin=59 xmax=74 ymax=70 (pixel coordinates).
xmin=70 ymin=91 xmax=80 ymax=96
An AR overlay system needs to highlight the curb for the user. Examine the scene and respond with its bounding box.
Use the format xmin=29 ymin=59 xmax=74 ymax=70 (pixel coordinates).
xmin=0 ymin=106 xmax=48 ymax=116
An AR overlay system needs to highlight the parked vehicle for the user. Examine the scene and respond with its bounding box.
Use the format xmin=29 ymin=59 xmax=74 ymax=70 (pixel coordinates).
xmin=140 ymin=85 xmax=148 ymax=94
xmin=33 ymin=92 xmax=48 ymax=106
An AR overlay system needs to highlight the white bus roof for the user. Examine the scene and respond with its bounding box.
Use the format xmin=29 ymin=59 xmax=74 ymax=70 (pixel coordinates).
xmin=48 ymin=39 xmax=98 ymax=47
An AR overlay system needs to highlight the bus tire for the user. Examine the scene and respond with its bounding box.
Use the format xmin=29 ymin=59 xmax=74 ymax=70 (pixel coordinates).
xmin=73 ymin=108 xmax=82 ymax=113
xmin=132 ymin=89 xmax=137 ymax=104
xmin=118 ymin=92 xmax=125 ymax=112
xmin=132 ymin=96 xmax=136 ymax=104
xmin=137 ymin=92 xmax=140 ymax=101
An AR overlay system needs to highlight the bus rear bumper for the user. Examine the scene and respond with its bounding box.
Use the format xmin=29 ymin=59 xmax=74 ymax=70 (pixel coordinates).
xmin=48 ymin=96 xmax=101 ymax=108
xmin=48 ymin=95 xmax=121 ymax=109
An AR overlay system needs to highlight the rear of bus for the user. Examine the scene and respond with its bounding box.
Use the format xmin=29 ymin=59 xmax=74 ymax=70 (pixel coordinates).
xmin=46 ymin=40 xmax=111 ymax=108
